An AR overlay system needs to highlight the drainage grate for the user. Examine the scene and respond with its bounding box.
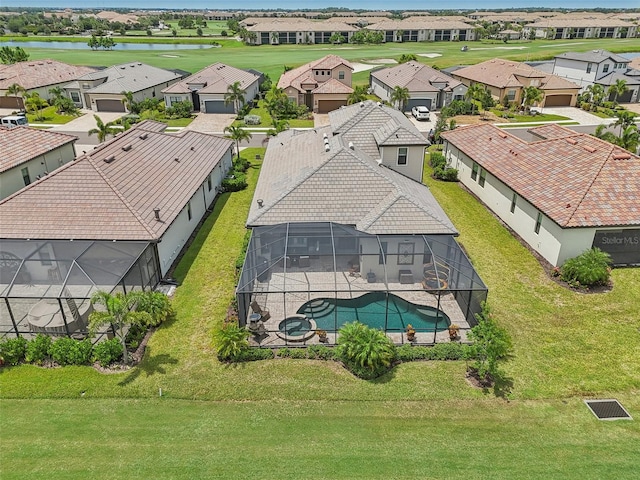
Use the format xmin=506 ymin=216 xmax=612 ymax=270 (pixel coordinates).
xmin=584 ymin=399 xmax=633 ymax=420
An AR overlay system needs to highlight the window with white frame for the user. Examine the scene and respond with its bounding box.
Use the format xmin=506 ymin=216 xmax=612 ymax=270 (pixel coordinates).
xmin=397 ymin=147 xmax=408 ymax=165
xmin=535 ymin=211 xmax=542 ymax=234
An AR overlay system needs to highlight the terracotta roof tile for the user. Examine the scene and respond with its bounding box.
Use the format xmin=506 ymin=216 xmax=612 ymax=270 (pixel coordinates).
xmin=277 ymin=55 xmax=352 ymax=93
xmin=0 ymin=126 xmax=77 ymax=173
xmin=162 ymin=63 xmax=260 ymax=95
xmin=0 ymin=60 xmax=96 ymax=90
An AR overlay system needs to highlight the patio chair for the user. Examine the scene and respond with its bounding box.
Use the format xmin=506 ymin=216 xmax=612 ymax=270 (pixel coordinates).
xmin=250 ymin=300 xmax=271 ymax=322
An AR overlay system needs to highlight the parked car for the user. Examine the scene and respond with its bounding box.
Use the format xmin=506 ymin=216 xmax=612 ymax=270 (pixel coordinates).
xmin=1 ymin=114 xmax=28 ymax=128
xmin=411 ymin=106 xmax=430 ymax=121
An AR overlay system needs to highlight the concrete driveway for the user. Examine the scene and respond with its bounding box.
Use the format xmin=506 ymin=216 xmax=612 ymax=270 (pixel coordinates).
xmin=184 ymin=112 xmax=236 ymax=134
xmin=50 ymin=110 xmax=125 ymax=132
xmin=539 ymin=107 xmax=613 ymax=126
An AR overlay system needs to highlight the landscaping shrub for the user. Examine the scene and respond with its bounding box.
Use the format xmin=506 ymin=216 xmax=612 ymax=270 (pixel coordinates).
xmin=25 ymin=334 xmax=52 ymax=365
xmin=136 ymin=291 xmax=173 ymax=326
xmin=235 ymin=229 xmax=252 ymax=271
xmin=213 ymin=323 xmax=250 ymax=361
xmin=92 ymin=338 xmax=124 ymax=367
xmin=307 ymin=344 xmax=337 ymax=361
xmin=440 ymin=100 xmax=474 ymax=117
xmin=233 ymin=156 xmax=251 ymax=173
xmin=429 ymin=152 xmax=446 ymax=168
xmin=433 ymin=166 xmax=459 ymax=182
xmin=125 ymin=323 xmax=147 ymax=350
xmin=336 ymin=322 xmax=397 ymax=379
xmin=222 ymin=173 xmax=247 ymax=192
xmin=243 ymin=114 xmax=261 ymax=126
xmin=276 ymin=347 xmax=292 ymax=358
xmin=48 ymin=338 xmax=92 ymax=366
xmin=232 ymin=348 xmax=274 ymax=362
xmin=164 ymin=100 xmax=192 ymax=119
xmin=0 ymin=337 xmax=28 ymax=366
xmin=468 ymin=303 xmax=512 ymax=381
xmin=560 ymin=248 xmax=612 ymax=287
xmin=288 ymin=348 xmax=308 ymax=359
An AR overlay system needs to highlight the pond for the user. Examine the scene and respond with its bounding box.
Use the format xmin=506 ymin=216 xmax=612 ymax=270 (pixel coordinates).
xmin=0 ymin=41 xmax=217 ymax=51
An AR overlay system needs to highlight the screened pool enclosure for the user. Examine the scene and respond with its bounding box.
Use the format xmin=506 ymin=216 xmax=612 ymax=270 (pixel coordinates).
xmin=0 ymin=240 xmax=160 ymax=339
xmin=237 ymin=223 xmax=487 ymax=346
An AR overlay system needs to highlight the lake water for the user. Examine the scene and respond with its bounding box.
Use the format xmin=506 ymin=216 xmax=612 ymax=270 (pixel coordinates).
xmin=0 ymin=41 xmax=216 ymax=51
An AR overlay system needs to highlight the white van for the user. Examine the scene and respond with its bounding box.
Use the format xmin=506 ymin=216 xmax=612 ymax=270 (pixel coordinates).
xmin=1 ymin=115 xmax=28 ymax=128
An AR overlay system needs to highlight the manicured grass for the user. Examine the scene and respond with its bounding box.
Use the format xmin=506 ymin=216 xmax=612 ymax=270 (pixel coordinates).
xmin=232 ymin=100 xmax=314 ymax=128
xmin=162 ymin=116 xmax=195 ymax=127
xmin=491 ymin=109 xmax=571 ymax=122
xmin=1 ymin=396 xmax=639 ymax=480
xmin=499 ymin=121 xmax=580 ymax=128
xmin=26 ymin=106 xmax=77 ymax=124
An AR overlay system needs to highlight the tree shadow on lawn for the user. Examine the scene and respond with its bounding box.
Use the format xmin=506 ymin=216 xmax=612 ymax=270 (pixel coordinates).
xmin=118 ymin=347 xmax=178 ymax=386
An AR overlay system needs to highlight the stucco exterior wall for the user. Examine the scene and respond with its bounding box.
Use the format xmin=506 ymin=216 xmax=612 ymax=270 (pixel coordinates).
xmin=379 ymin=145 xmax=425 ymax=183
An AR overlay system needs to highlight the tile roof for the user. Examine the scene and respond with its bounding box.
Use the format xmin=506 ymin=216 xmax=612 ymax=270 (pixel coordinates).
xmin=0 ymin=126 xmax=77 ymax=173
xmin=75 ymin=62 xmax=183 ymax=94
xmin=525 ymin=17 xmax=633 ymax=28
xmin=247 ymin=19 xmax=357 ymax=32
xmin=366 ymin=17 xmax=475 ymax=30
xmin=278 ymin=55 xmax=353 ymax=93
xmin=441 ymin=124 xmax=640 ymax=228
xmin=453 ymin=58 xmax=580 ymax=91
xmin=162 ymin=63 xmax=260 ymax=95
xmin=312 ymin=78 xmax=353 ymax=95
xmin=247 ymin=101 xmax=453 ymax=236
xmin=0 ymin=59 xmax=96 ymax=91
xmin=371 ymin=61 xmax=462 ymax=93
xmin=555 ymin=50 xmax=630 ymax=65
xmin=0 ymin=122 xmax=232 ymax=240
xmin=596 ymin=70 xmax=640 ymax=87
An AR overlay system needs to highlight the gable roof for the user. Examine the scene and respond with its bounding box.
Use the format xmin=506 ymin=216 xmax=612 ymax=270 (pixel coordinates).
xmin=162 ymin=63 xmax=260 ymax=95
xmin=554 ymin=50 xmax=630 ymax=65
xmin=0 ymin=59 xmax=96 ymax=91
xmin=311 ymin=78 xmax=353 ymax=95
xmin=441 ymin=124 xmax=640 ymax=228
xmin=0 ymin=126 xmax=77 ymax=173
xmin=248 ymin=101 xmax=453 ymax=236
xmin=277 ymin=55 xmax=353 ymax=93
xmin=371 ymin=61 xmax=463 ymax=93
xmin=74 ymin=62 xmax=183 ymax=94
xmin=0 ymin=122 xmax=232 ymax=241
xmin=453 ymin=58 xmax=580 ymax=91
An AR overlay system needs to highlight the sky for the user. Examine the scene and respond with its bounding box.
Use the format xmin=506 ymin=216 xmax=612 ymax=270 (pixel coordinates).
xmin=2 ymin=1 xmax=639 ymax=10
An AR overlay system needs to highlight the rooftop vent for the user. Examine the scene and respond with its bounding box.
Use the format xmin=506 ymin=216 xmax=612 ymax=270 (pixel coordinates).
xmin=584 ymin=399 xmax=632 ymax=420
xmin=153 ymin=208 xmax=162 ymax=222
xmin=174 ymin=157 xmax=180 ymax=162
xmin=323 ymin=133 xmax=328 ymax=139
xmin=377 ymin=102 xmax=382 ymax=107
xmin=122 ymin=144 xmax=132 ymax=152
xmin=325 ymin=145 xmax=330 ymax=152
xmin=360 ymin=102 xmax=364 ymax=108
xmin=565 ymin=138 xmax=578 ymax=145
xmin=257 ymin=199 xmax=263 ymax=208
xmin=348 ymin=141 xmax=354 ymax=150
xmin=103 ymin=155 xmax=115 ymax=164
xmin=139 ymin=133 xmax=148 ymax=140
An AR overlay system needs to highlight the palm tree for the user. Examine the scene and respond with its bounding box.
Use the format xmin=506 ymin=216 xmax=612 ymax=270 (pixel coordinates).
xmin=398 ymin=53 xmax=417 ymax=64
xmin=336 ymin=322 xmax=396 ymax=373
xmin=521 ymin=86 xmax=544 ymax=112
xmin=593 ymin=124 xmax=619 ymax=145
xmin=607 ymin=79 xmax=627 ymax=105
xmin=618 ymin=125 xmax=639 ymax=153
xmin=224 ymin=81 xmax=246 ymax=114
xmin=120 ymin=90 xmax=134 ymax=112
xmin=613 ymin=110 xmax=637 ymax=136
xmin=390 ymin=86 xmax=410 ymax=111
xmin=465 ymin=83 xmax=486 ymax=115
xmin=270 ymin=31 xmax=278 ymax=44
xmin=24 ymin=92 xmax=48 ymax=121
xmin=586 ymin=84 xmax=605 ymax=107
xmin=88 ymin=115 xmax=117 ymax=143
xmin=265 ymin=119 xmax=289 ymax=139
xmin=347 ymin=85 xmax=368 ymax=105
xmin=88 ymin=290 xmax=152 ymax=364
xmin=224 ymin=125 xmax=252 ymax=159
xmin=5 ymin=83 xmax=26 ymax=111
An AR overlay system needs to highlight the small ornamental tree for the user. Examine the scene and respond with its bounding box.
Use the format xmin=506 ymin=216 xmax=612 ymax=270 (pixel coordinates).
xmin=468 ymin=302 xmax=512 ymax=382
xmin=337 ymin=321 xmax=396 ymax=379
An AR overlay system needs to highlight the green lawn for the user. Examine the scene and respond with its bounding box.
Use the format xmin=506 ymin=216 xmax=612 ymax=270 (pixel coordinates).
xmin=490 ymin=108 xmax=571 ymax=123
xmin=500 ymin=121 xmax=580 ymax=128
xmin=162 ymin=116 xmax=195 ymax=127
xmin=232 ymin=100 xmax=314 ymax=128
xmin=26 ymin=106 xmax=77 ymax=124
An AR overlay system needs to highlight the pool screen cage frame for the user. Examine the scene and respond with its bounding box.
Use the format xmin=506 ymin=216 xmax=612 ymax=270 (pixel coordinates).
xmin=236 ymin=222 xmax=488 ymax=347
xmin=0 ymin=239 xmax=160 ymax=340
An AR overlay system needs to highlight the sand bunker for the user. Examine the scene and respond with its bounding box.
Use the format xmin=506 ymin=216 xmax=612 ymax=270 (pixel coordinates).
xmin=351 ymin=62 xmax=380 ymax=73
xmin=417 ymin=53 xmax=443 ymax=58
xmin=469 ymin=46 xmax=528 ymax=51
xmin=368 ymin=58 xmax=398 ymax=64
xmin=160 ymin=54 xmax=180 ymax=57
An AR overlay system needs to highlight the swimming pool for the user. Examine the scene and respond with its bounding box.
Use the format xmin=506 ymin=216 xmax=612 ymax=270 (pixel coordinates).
xmin=297 ymin=292 xmax=450 ymax=333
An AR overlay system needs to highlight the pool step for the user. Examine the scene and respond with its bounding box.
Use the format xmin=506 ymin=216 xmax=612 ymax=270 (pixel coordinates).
xmin=299 ymin=300 xmax=335 ymax=317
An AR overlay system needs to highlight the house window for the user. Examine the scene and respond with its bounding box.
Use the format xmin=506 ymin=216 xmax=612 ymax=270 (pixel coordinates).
xmin=21 ymin=167 xmax=31 ymax=186
xmin=187 ymin=201 xmax=192 ymax=221
xmin=338 ymin=70 xmax=345 ymax=80
xmin=586 ymin=63 xmax=592 ymax=74
xmin=471 ymin=162 xmax=479 ymax=181
xmin=397 ymin=147 xmax=408 ymax=165
xmin=207 ymin=174 xmax=212 ymax=191
xmin=478 ymin=168 xmax=486 ymax=187
xmin=398 ymin=242 xmax=415 ymax=265
xmin=535 ymin=212 xmax=542 ymax=234
xmin=506 ymin=89 xmax=517 ymax=101
xmin=603 ymin=64 xmax=609 ymax=73
xmin=378 ymin=241 xmax=388 ymax=265
xmin=169 ymin=96 xmax=182 ymax=104
xmin=40 ymin=251 xmax=52 ymax=266
xmin=510 ymin=193 xmax=517 ymax=213
xmin=70 ymin=91 xmax=80 ymax=103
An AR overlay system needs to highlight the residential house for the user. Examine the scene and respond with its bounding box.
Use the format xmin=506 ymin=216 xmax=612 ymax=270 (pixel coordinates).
xmin=552 ymin=50 xmax=640 ymax=103
xmin=63 ymin=62 xmax=185 ymax=112
xmin=277 ymin=55 xmax=353 ymax=113
xmin=370 ymin=61 xmax=467 ymax=111
xmin=442 ymin=123 xmax=640 ymax=267
xmin=245 ymin=19 xmax=357 ymax=45
xmin=451 ymin=58 xmax=581 ymax=107
xmin=162 ymin=63 xmax=261 ymax=113
xmin=0 ymin=60 xmax=96 ymax=109
xmin=235 ymin=100 xmax=487 ymax=346
xmin=0 ymin=126 xmax=77 ymax=199
xmin=522 ymin=17 xmax=636 ymax=40
xmin=365 ymin=17 xmax=477 ymax=42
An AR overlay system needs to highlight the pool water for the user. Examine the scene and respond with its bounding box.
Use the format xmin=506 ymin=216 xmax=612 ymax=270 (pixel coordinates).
xmin=297 ymin=292 xmax=450 ymax=332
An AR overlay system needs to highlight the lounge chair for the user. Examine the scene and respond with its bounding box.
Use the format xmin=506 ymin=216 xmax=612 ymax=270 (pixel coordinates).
xmin=250 ymin=300 xmax=271 ymax=322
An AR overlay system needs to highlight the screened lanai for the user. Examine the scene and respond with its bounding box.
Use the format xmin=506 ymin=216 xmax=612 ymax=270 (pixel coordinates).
xmin=237 ymin=223 xmax=487 ymax=347
xmin=0 ymin=240 xmax=160 ymax=339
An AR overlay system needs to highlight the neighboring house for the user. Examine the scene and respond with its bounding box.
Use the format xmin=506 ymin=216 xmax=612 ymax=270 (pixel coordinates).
xmin=522 ymin=17 xmax=636 ymax=40
xmin=499 ymin=29 xmax=522 ymax=40
xmin=552 ymin=50 xmax=640 ymax=103
xmin=246 ymin=19 xmax=357 ymax=45
xmin=162 ymin=63 xmax=261 ymax=113
xmin=0 ymin=59 xmax=96 ymax=109
xmin=364 ymin=17 xmax=477 ymax=42
xmin=370 ymin=61 xmax=467 ymax=111
xmin=442 ymin=123 xmax=640 ymax=267
xmin=452 ymin=58 xmax=581 ymax=107
xmin=277 ymin=55 xmax=354 ymax=113
xmin=236 ymin=100 xmax=487 ymax=345
xmin=63 ymin=62 xmax=185 ymax=112
xmin=0 ymin=126 xmax=77 ymax=199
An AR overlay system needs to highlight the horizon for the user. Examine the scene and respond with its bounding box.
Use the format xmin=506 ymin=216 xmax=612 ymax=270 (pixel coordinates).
xmin=1 ymin=1 xmax=639 ymax=11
